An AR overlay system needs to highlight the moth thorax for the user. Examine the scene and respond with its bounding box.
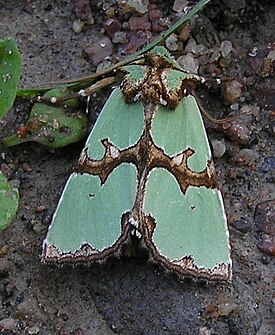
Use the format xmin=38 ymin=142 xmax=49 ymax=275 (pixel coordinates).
xmin=141 ymin=77 xmax=163 ymax=105
xmin=129 ymin=215 xmax=142 ymax=239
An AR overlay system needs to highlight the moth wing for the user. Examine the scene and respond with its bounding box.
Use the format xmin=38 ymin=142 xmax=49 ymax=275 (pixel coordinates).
xmin=144 ymin=96 xmax=232 ymax=281
xmin=43 ymin=89 xmax=144 ymax=263
xmin=43 ymin=164 xmax=137 ymax=263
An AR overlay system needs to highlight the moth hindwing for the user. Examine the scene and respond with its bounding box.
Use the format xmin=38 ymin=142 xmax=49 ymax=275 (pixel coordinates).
xmin=42 ymin=46 xmax=232 ymax=282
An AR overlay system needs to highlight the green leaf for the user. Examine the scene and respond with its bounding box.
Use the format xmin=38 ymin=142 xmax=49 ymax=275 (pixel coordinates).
xmin=0 ymin=37 xmax=21 ymax=119
xmin=1 ymin=88 xmax=88 ymax=148
xmin=0 ymin=171 xmax=19 ymax=233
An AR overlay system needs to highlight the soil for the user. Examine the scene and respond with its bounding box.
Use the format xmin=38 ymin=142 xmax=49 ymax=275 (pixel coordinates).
xmin=0 ymin=1 xmax=274 ymax=335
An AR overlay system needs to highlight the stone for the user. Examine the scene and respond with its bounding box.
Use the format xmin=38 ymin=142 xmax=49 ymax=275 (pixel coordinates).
xmin=254 ymin=199 xmax=275 ymax=256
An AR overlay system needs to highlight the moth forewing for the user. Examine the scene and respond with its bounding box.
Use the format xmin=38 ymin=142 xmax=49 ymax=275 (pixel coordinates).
xmin=140 ymin=86 xmax=231 ymax=281
xmin=42 ymin=89 xmax=144 ymax=263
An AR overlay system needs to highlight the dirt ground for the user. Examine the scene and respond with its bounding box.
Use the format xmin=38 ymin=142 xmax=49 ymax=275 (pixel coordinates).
xmin=0 ymin=1 xmax=274 ymax=334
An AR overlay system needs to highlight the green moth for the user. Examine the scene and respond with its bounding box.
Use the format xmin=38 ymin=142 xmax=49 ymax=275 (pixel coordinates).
xmin=42 ymin=47 xmax=232 ymax=281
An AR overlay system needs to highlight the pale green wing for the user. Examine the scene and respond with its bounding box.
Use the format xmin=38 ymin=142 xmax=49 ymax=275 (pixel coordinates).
xmin=86 ymin=88 xmax=144 ymax=160
xmin=43 ymin=89 xmax=144 ymax=263
xmin=144 ymin=168 xmax=231 ymax=280
xmin=144 ymin=96 xmax=231 ymax=281
xmin=43 ymin=164 xmax=137 ymax=262
xmin=151 ymin=95 xmax=211 ymax=172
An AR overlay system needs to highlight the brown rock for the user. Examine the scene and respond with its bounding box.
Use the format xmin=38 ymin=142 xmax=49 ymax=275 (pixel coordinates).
xmin=129 ymin=15 xmax=151 ymax=32
xmin=221 ymin=79 xmax=243 ymax=105
xmin=254 ymin=199 xmax=275 ymax=255
xmin=104 ymin=18 xmax=122 ymax=38
xmin=84 ymin=37 xmax=113 ymax=66
xmin=74 ymin=0 xmax=94 ymax=24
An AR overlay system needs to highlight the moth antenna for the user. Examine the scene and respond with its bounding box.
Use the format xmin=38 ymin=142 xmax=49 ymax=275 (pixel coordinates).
xmin=193 ymin=92 xmax=250 ymax=124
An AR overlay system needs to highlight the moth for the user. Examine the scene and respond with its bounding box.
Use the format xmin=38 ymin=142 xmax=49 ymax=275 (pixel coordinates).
xmin=42 ymin=47 xmax=232 ymax=281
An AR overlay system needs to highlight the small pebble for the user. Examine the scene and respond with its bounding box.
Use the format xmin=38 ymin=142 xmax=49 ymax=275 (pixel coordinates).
xmin=151 ymin=20 xmax=166 ymax=33
xmin=234 ymin=148 xmax=255 ymax=166
xmin=221 ymin=120 xmax=251 ymax=145
xmin=96 ymin=60 xmax=112 ymax=73
xmin=217 ymin=293 xmax=237 ymax=316
xmin=185 ymin=38 xmax=197 ymax=53
xmin=105 ymin=7 xmax=115 ymax=18
xmin=112 ymin=31 xmax=128 ymax=44
xmin=267 ymin=49 xmax=275 ymax=61
xmin=120 ymin=34 xmax=149 ymax=55
xmin=165 ymin=34 xmax=178 ymax=51
xmin=177 ymin=53 xmax=199 ymax=74
xmin=195 ymin=44 xmax=208 ymax=56
xmin=221 ymin=40 xmax=233 ymax=58
xmin=204 ymin=303 xmax=219 ymax=318
xmin=209 ymin=46 xmax=221 ymax=63
xmin=129 ymin=15 xmax=151 ymax=32
xmin=0 ymin=318 xmax=17 ymax=332
xmin=254 ymin=199 xmax=275 ymax=256
xmin=173 ymin=0 xmax=189 ymax=13
xmin=211 ymin=138 xmax=226 ymax=158
xmin=17 ymin=124 xmax=28 ymax=137
xmin=148 ymin=5 xmax=162 ymax=21
xmin=104 ymin=18 xmax=122 ymax=38
xmin=221 ymin=79 xmax=243 ymax=105
xmin=179 ymin=23 xmax=191 ymax=42
xmin=150 ymin=6 xmax=166 ymax=33
xmin=219 ymin=56 xmax=231 ymax=68
xmin=246 ymin=57 xmax=263 ymax=76
xmin=122 ymin=21 xmax=129 ymax=30
xmin=199 ymin=327 xmax=212 ymax=335
xmin=205 ymin=62 xmax=221 ymax=76
xmin=74 ymin=0 xmax=94 ymax=24
xmin=72 ymin=19 xmax=84 ymax=33
xmin=230 ymin=103 xmax=239 ymax=111
xmin=22 ymin=162 xmax=32 ymax=172
xmin=84 ymin=37 xmax=113 ymax=66
xmin=27 ymin=325 xmax=40 ymax=335
xmin=127 ymin=0 xmax=148 ymax=14
xmin=233 ymin=219 xmax=252 ymax=233
xmin=0 ymin=244 xmax=9 ymax=256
